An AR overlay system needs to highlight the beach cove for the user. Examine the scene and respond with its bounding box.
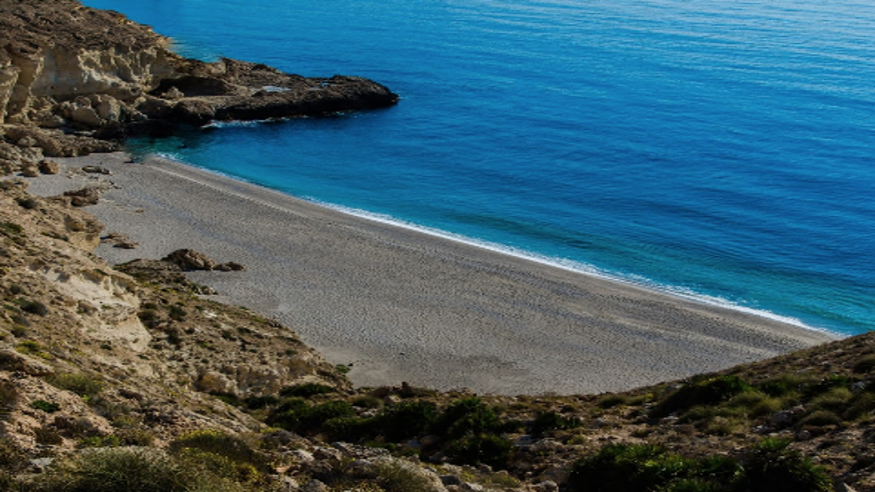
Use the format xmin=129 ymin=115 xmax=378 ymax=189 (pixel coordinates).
xmin=25 ymin=153 xmax=835 ymax=395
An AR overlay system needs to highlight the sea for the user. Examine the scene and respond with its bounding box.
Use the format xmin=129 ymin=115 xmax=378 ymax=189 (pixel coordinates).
xmin=82 ymin=0 xmax=875 ymax=336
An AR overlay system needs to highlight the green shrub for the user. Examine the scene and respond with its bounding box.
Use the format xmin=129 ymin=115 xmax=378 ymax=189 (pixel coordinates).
xmin=704 ymin=416 xmax=747 ymax=436
xmin=750 ymin=397 xmax=784 ymax=418
xmin=170 ymin=429 xmax=260 ymax=468
xmin=376 ymin=400 xmax=439 ymax=441
xmin=597 ymin=394 xmax=631 ymax=409
xmin=853 ymin=355 xmax=875 ymax=374
xmin=801 ymin=375 xmax=850 ymax=399
xmin=808 ymin=387 xmax=852 ymax=413
xmin=352 ymin=395 xmax=383 ymax=409
xmin=843 ymin=391 xmax=875 ymax=421
xmin=323 ymin=416 xmax=375 ymax=442
xmin=432 ymin=397 xmax=501 ymax=438
xmin=759 ymin=375 xmax=809 ymax=398
xmin=567 ymin=444 xmax=712 ymax=492
xmin=31 ymin=400 xmax=60 ymax=413
xmin=446 ymin=433 xmax=513 ymax=468
xmin=798 ymin=410 xmax=842 ymax=428
xmin=374 ymin=459 xmax=440 ymax=492
xmin=31 ymin=446 xmax=246 ymax=492
xmin=528 ymin=410 xmax=581 ymax=434
xmin=0 ymin=222 xmax=23 ymax=237
xmin=736 ymin=438 xmax=831 ymax=492
xmin=78 ymin=435 xmax=122 ymax=448
xmin=653 ymin=375 xmax=752 ymax=418
xmin=18 ymin=299 xmax=47 ymax=316
xmin=15 ymin=340 xmax=51 ymax=359
xmin=48 ymin=373 xmax=104 ymax=400
xmin=267 ymin=398 xmax=354 ymax=434
xmin=168 ymin=304 xmax=186 ymax=321
xmin=241 ymin=395 xmax=279 ymax=410
xmin=279 ymin=382 xmax=336 ymax=398
xmin=568 ymin=444 xmax=747 ymax=492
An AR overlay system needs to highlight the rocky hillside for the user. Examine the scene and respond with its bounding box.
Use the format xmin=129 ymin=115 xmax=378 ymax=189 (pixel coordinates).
xmin=2 ymin=170 xmax=875 ymax=492
xmin=2 ymin=1 xmax=874 ymax=492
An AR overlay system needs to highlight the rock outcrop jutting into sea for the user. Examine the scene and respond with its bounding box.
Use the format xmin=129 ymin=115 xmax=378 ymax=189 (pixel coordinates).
xmin=0 ymin=0 xmax=398 ymax=155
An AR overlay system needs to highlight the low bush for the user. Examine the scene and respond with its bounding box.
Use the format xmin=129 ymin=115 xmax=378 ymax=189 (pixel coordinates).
xmin=374 ymin=458 xmax=440 ymax=492
xmin=432 ymin=397 xmax=501 ymax=438
xmin=528 ymin=410 xmax=581 ymax=434
xmin=279 ymin=382 xmax=336 ymax=398
xmin=653 ymin=375 xmax=752 ymax=418
xmin=843 ymin=391 xmax=875 ymax=421
xmin=446 ymin=433 xmax=513 ymax=468
xmin=567 ymin=443 xmax=735 ymax=492
xmin=48 ymin=373 xmax=104 ymax=400
xmin=567 ymin=438 xmax=829 ymax=492
xmin=267 ymin=398 xmax=355 ymax=434
xmin=18 ymin=299 xmax=47 ymax=316
xmin=853 ymin=355 xmax=875 ymax=374
xmin=798 ymin=410 xmax=842 ymax=428
xmin=736 ymin=438 xmax=831 ymax=492
xmin=30 ymin=400 xmax=60 ymax=413
xmin=170 ymin=429 xmax=260 ymax=468
xmin=375 ymin=400 xmax=439 ymax=441
xmin=30 ymin=446 xmax=247 ymax=492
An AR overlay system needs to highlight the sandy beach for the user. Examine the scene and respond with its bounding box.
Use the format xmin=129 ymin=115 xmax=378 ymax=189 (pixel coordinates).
xmin=23 ymin=152 xmax=836 ymax=395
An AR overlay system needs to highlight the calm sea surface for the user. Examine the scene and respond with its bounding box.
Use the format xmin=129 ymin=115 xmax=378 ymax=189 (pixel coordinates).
xmin=83 ymin=0 xmax=875 ymax=335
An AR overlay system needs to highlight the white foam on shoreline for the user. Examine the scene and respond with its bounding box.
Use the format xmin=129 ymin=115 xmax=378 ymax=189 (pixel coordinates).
xmin=144 ymin=152 xmax=828 ymax=335
xmin=314 ymin=201 xmax=826 ymax=333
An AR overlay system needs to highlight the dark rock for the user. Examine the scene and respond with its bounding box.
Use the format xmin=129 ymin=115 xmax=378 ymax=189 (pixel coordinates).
xmin=38 ymin=159 xmax=60 ymax=174
xmin=162 ymin=248 xmax=216 ymax=271
xmin=101 ymin=232 xmax=137 ymax=249
xmin=214 ymin=262 xmax=245 ymax=272
xmin=81 ymin=165 xmax=112 ymax=175
xmin=152 ymin=75 xmax=242 ymax=97
xmin=63 ymin=187 xmax=100 ymax=207
xmin=20 ymin=166 xmax=39 ymax=177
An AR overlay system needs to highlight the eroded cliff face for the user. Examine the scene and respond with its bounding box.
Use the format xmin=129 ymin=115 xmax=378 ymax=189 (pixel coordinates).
xmin=0 ymin=0 xmax=179 ymax=126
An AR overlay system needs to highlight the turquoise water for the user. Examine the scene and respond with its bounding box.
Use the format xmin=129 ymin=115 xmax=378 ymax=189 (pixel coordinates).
xmin=84 ymin=0 xmax=875 ymax=335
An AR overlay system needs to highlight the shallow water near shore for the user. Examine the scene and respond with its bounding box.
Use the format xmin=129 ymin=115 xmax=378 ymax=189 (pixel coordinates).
xmin=83 ymin=0 xmax=875 ymax=335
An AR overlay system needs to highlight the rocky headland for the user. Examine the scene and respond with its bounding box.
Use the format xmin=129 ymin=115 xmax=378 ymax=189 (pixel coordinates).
xmin=0 ymin=0 xmax=397 ymax=169
xmin=1 ymin=1 xmax=873 ymax=492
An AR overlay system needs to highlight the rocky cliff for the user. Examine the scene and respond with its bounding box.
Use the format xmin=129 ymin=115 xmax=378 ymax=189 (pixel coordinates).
xmin=0 ymin=0 xmax=398 ymax=158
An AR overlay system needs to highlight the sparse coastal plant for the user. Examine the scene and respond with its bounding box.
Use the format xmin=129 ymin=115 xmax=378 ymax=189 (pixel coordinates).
xmin=47 ymin=372 xmax=104 ymax=400
xmin=30 ymin=399 xmax=60 ymax=413
xmin=853 ymin=355 xmax=875 ymax=374
xmin=652 ymin=375 xmax=752 ymax=418
xmin=446 ymin=433 xmax=513 ymax=468
xmin=15 ymin=340 xmax=51 ymax=360
xmin=736 ymin=438 xmax=831 ymax=492
xmin=279 ymin=382 xmax=336 ymax=397
xmin=528 ymin=410 xmax=581 ymax=434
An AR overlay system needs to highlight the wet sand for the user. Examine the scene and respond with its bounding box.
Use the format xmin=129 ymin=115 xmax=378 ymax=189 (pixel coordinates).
xmin=24 ymin=152 xmax=836 ymax=395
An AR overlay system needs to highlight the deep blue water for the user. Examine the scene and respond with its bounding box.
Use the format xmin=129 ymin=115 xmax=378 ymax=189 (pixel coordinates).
xmin=84 ymin=0 xmax=875 ymax=335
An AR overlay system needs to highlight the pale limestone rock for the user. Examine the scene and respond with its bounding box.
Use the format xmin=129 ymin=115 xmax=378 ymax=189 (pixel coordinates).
xmin=71 ymin=105 xmax=102 ymax=127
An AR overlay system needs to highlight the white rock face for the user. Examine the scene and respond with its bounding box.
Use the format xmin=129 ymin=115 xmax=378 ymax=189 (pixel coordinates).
xmin=37 ymin=267 xmax=152 ymax=353
xmin=0 ymin=43 xmax=178 ymax=125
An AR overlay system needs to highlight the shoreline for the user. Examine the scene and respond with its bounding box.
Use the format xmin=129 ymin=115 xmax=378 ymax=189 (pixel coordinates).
xmin=313 ymin=201 xmax=820 ymax=333
xmin=24 ymin=152 xmax=837 ymax=395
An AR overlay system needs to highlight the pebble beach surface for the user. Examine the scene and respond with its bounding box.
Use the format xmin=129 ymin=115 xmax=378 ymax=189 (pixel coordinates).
xmin=25 ymin=153 xmax=836 ymax=395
